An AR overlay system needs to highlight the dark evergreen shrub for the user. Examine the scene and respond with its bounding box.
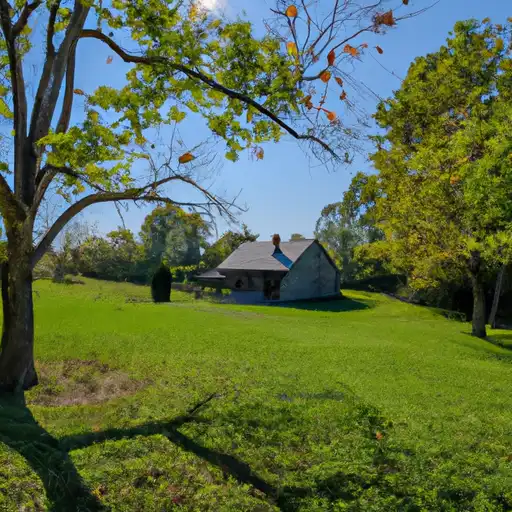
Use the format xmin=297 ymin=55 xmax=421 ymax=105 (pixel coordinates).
xmin=151 ymin=265 xmax=172 ymax=303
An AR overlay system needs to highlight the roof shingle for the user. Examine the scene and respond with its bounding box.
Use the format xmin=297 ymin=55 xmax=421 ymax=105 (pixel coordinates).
xmin=217 ymin=239 xmax=315 ymax=271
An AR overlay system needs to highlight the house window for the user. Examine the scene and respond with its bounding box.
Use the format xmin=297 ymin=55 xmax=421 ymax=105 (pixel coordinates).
xmin=235 ymin=279 xmax=243 ymax=289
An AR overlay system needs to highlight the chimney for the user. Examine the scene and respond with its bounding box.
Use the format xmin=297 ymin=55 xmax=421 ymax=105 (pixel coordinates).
xmin=272 ymin=233 xmax=281 ymax=253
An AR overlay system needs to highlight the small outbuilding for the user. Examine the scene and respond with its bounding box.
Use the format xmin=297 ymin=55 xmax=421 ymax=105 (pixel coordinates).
xmin=197 ymin=234 xmax=341 ymax=304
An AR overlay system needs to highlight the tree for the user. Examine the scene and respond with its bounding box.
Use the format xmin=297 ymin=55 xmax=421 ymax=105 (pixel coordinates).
xmin=370 ymin=20 xmax=512 ymax=339
xmin=79 ymin=228 xmax=144 ymax=282
xmin=315 ymin=171 xmax=383 ymax=281
xmin=140 ymin=205 xmax=210 ymax=272
xmin=0 ymin=0 xmax=422 ymax=391
xmin=52 ymin=219 xmax=94 ymax=281
xmin=202 ymin=224 xmax=259 ymax=269
xmin=290 ymin=233 xmax=305 ymax=241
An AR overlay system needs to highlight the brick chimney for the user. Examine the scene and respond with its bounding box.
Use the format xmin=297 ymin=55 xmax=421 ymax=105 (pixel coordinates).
xmin=272 ymin=234 xmax=281 ymax=253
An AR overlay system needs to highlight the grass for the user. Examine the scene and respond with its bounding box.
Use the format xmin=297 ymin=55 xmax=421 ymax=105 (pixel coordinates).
xmin=0 ymin=277 xmax=511 ymax=511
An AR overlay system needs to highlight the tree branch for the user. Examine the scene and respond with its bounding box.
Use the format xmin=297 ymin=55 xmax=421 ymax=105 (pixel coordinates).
xmin=12 ymin=1 xmax=42 ymax=37
xmin=79 ymin=29 xmax=337 ymax=158
xmin=32 ymin=173 xmax=236 ymax=267
xmin=56 ymin=40 xmax=77 ymax=134
xmin=0 ymin=0 xmax=28 ymax=201
xmin=29 ymin=0 xmax=89 ymax=144
xmin=0 ymin=173 xmax=27 ymax=226
xmin=47 ymin=0 xmax=60 ymax=56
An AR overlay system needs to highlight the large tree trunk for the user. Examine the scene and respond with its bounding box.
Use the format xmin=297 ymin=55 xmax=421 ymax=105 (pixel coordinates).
xmin=488 ymin=264 xmax=506 ymax=329
xmin=469 ymin=251 xmax=487 ymax=339
xmin=0 ymin=247 xmax=38 ymax=392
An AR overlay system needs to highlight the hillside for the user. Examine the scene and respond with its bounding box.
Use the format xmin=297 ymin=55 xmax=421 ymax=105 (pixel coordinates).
xmin=1 ymin=278 xmax=511 ymax=511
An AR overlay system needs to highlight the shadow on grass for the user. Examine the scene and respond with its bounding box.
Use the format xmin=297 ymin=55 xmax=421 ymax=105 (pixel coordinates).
xmin=276 ymin=296 xmax=375 ymax=313
xmin=456 ymin=331 xmax=512 ymax=362
xmin=0 ymin=392 xmax=313 ymax=511
xmin=487 ymin=332 xmax=512 ymax=350
xmin=0 ymin=393 xmax=104 ymax=511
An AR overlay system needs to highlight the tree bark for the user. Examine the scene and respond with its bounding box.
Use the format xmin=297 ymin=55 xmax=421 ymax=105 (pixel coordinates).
xmin=488 ymin=264 xmax=506 ymax=329
xmin=469 ymin=251 xmax=487 ymax=339
xmin=0 ymin=244 xmax=38 ymax=392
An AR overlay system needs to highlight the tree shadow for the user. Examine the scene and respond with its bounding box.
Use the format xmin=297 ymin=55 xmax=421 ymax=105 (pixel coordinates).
xmin=0 ymin=390 xmax=421 ymax=512
xmin=276 ymin=296 xmax=374 ymax=313
xmin=0 ymin=392 xmax=312 ymax=511
xmin=0 ymin=392 xmax=105 ymax=511
xmin=487 ymin=332 xmax=512 ymax=350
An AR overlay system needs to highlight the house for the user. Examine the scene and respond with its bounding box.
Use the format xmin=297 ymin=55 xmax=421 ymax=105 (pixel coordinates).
xmin=196 ymin=234 xmax=341 ymax=304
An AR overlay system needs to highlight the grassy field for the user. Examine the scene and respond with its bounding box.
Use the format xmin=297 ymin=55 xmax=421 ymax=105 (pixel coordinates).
xmin=1 ymin=278 xmax=512 ymax=511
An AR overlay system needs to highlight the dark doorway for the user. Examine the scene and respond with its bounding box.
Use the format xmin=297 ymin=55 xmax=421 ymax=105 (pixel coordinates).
xmin=264 ymin=280 xmax=281 ymax=300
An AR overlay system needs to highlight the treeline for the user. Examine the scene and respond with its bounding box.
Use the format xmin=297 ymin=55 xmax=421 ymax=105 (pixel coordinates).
xmin=315 ymin=20 xmax=512 ymax=338
xmin=36 ymin=205 xmax=258 ymax=285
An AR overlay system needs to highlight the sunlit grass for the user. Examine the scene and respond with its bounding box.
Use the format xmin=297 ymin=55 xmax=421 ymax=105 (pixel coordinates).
xmin=0 ymin=278 xmax=511 ymax=510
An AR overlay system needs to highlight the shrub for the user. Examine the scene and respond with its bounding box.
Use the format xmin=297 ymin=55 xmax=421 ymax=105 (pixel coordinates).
xmin=151 ymin=265 xmax=172 ymax=303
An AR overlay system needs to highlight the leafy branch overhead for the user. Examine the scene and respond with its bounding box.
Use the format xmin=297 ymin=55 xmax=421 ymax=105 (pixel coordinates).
xmin=0 ymin=0 xmax=424 ymax=254
xmin=0 ymin=0 xmax=426 ymax=391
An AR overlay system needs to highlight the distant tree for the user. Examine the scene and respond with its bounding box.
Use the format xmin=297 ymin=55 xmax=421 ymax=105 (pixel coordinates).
xmin=140 ymin=205 xmax=211 ymax=272
xmin=52 ymin=220 xmax=95 ymax=281
xmin=370 ymin=20 xmax=512 ymax=338
xmin=202 ymin=225 xmax=259 ymax=269
xmin=290 ymin=233 xmax=306 ymax=241
xmin=315 ymin=172 xmax=383 ymax=281
xmin=79 ymin=228 xmax=143 ymax=282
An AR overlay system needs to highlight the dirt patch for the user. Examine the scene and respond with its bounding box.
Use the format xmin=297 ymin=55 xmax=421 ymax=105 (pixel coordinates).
xmin=27 ymin=359 xmax=147 ymax=406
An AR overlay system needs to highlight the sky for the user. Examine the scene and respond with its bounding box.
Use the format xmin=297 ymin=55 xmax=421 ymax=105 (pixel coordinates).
xmin=50 ymin=0 xmax=512 ymax=242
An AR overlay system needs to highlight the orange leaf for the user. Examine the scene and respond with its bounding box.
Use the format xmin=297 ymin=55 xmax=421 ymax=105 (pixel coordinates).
xmin=305 ymin=100 xmax=313 ymax=110
xmin=320 ymin=70 xmax=331 ymax=83
xmin=340 ymin=91 xmax=347 ymax=100
xmin=285 ymin=5 xmax=298 ymax=17
xmin=327 ymin=49 xmax=335 ymax=66
xmin=106 ymin=56 xmax=113 ymax=64
xmin=300 ymin=94 xmax=312 ymax=106
xmin=178 ymin=152 xmax=195 ymax=164
xmin=375 ymin=10 xmax=395 ymax=27
xmin=256 ymin=147 xmax=264 ymax=160
xmin=335 ymin=77 xmax=343 ymax=87
xmin=376 ymin=46 xmax=384 ymax=54
xmin=450 ymin=175 xmax=460 ymax=185
xmin=361 ymin=43 xmax=368 ymax=49
xmin=402 ymin=0 xmax=409 ymax=4
xmin=73 ymin=89 xmax=85 ymax=95
xmin=287 ymin=41 xmax=298 ymax=57
xmin=343 ymin=44 xmax=359 ymax=57
xmin=376 ymin=432 xmax=384 ymax=440
xmin=482 ymin=17 xmax=491 ymax=24
xmin=326 ymin=110 xmax=336 ymax=122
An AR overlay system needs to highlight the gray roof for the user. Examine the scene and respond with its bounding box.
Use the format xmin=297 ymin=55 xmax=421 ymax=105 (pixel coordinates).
xmin=217 ymin=239 xmax=316 ymax=271
xmin=197 ymin=269 xmax=225 ymax=280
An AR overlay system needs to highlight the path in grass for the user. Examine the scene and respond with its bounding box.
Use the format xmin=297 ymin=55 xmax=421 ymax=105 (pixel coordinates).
xmin=1 ymin=278 xmax=511 ymax=511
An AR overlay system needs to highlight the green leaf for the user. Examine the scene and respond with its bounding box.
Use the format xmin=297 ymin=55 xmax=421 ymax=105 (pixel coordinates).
xmin=225 ymin=150 xmax=238 ymax=162
xmin=0 ymin=98 xmax=13 ymax=120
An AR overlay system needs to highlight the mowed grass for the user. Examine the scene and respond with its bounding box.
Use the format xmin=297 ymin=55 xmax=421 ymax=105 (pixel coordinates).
xmin=1 ymin=278 xmax=512 ymax=511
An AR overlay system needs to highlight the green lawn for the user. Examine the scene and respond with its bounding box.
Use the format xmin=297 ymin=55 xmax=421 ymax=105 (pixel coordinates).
xmin=1 ymin=278 xmax=512 ymax=511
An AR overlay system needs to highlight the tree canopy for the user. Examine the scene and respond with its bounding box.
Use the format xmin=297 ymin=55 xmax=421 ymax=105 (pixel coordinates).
xmin=315 ymin=171 xmax=382 ymax=281
xmin=369 ymin=19 xmax=512 ymax=337
xmin=140 ymin=204 xmax=210 ymax=270
xmin=202 ymin=224 xmax=259 ymax=269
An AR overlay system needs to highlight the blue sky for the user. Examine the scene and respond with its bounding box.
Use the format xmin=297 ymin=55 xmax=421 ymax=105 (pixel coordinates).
xmin=70 ymin=0 xmax=510 ymax=242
